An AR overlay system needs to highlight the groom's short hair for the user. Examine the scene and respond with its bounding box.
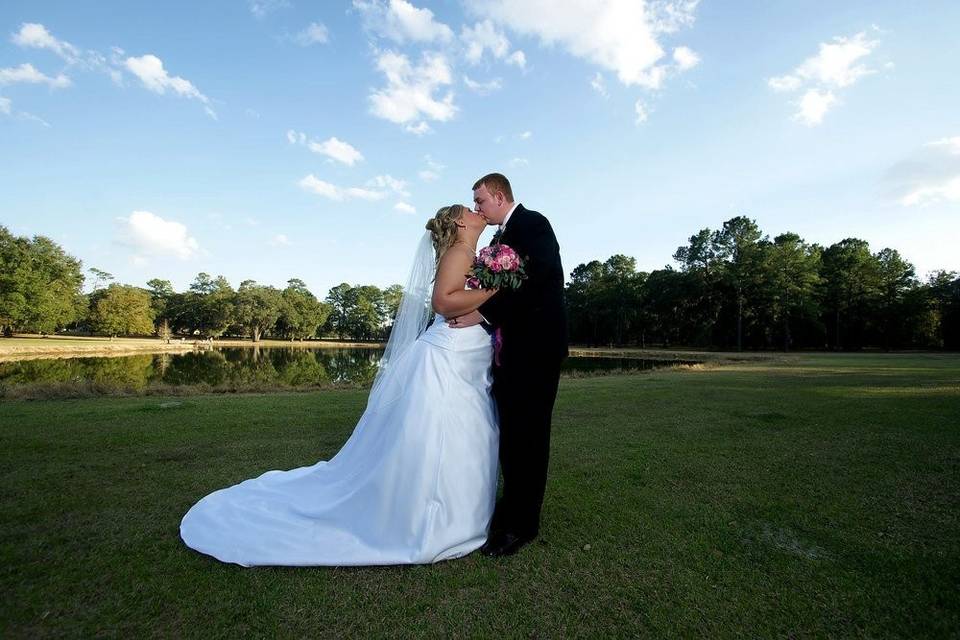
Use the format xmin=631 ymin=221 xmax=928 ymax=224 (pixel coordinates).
xmin=473 ymin=173 xmax=514 ymax=202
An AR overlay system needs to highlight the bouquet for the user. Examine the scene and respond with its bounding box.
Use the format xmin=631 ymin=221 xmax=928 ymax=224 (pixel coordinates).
xmin=466 ymin=244 xmax=527 ymax=290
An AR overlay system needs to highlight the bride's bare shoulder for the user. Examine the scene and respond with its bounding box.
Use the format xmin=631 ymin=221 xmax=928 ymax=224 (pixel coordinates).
xmin=439 ymin=243 xmax=474 ymax=269
xmin=435 ymin=244 xmax=474 ymax=285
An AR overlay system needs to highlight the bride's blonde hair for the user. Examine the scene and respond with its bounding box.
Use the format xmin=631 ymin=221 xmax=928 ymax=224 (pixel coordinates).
xmin=425 ymin=204 xmax=465 ymax=268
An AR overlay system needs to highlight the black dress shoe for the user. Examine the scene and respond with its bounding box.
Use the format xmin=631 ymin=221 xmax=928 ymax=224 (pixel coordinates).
xmin=481 ymin=531 xmax=536 ymax=557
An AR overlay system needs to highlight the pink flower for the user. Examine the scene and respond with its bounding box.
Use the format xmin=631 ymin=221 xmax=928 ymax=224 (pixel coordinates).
xmin=466 ymin=277 xmax=481 ymax=289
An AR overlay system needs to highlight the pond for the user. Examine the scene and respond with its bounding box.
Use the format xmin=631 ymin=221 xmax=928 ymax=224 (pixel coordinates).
xmin=0 ymin=347 xmax=699 ymax=392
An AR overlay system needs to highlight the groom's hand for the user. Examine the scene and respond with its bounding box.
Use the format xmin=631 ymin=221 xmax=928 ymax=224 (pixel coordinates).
xmin=448 ymin=310 xmax=484 ymax=328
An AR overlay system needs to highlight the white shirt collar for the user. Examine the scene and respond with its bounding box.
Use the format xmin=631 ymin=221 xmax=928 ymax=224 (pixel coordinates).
xmin=500 ymin=202 xmax=520 ymax=231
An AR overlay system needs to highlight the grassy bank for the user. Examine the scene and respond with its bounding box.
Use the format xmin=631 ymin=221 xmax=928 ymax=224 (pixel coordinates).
xmin=0 ymin=334 xmax=383 ymax=363
xmin=1 ymin=354 xmax=958 ymax=637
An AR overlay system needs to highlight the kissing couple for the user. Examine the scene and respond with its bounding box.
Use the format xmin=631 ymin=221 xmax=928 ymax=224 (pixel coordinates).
xmin=180 ymin=172 xmax=568 ymax=565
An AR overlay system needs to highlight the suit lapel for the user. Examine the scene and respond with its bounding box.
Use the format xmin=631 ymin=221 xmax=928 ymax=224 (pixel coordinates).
xmin=496 ymin=204 xmax=525 ymax=246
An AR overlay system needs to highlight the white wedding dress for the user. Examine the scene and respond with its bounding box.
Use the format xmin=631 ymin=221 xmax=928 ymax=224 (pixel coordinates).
xmin=179 ymin=314 xmax=498 ymax=567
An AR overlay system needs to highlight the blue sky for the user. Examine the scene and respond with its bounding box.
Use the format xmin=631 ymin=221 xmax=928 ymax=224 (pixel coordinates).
xmin=2 ymin=1 xmax=958 ymax=297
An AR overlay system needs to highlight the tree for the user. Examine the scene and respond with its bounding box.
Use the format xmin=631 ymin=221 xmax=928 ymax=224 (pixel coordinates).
xmin=185 ymin=273 xmax=234 ymax=337
xmin=0 ymin=226 xmax=29 ymax=335
xmin=673 ymin=228 xmax=724 ymax=346
xmin=325 ymin=283 xmax=354 ymax=339
xmin=713 ymin=217 xmax=766 ymax=351
xmin=927 ymin=271 xmax=960 ymax=349
xmin=278 ymin=278 xmax=331 ymax=340
xmin=344 ymin=285 xmax=386 ymax=340
xmin=643 ymin=267 xmax=686 ymax=346
xmin=0 ymin=228 xmax=85 ymax=335
xmin=766 ymin=233 xmax=822 ymax=350
xmin=383 ymin=284 xmax=404 ymax=321
xmin=89 ymin=284 xmax=156 ymax=336
xmin=599 ymin=255 xmax=641 ymax=346
xmin=146 ymin=278 xmax=175 ymax=338
xmin=233 ymin=280 xmax=283 ymax=342
xmin=874 ymin=248 xmax=917 ymax=349
xmin=566 ymin=260 xmax=605 ymax=345
xmin=87 ymin=268 xmax=114 ymax=291
xmin=820 ymin=239 xmax=881 ymax=350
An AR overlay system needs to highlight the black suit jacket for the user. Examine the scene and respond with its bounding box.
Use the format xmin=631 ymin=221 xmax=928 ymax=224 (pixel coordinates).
xmin=478 ymin=204 xmax=569 ymax=366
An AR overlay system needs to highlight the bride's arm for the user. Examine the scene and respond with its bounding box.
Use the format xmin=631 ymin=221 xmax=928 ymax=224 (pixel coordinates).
xmin=431 ymin=246 xmax=497 ymax=317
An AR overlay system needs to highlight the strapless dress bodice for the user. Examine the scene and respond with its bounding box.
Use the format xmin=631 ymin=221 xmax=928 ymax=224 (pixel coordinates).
xmin=419 ymin=314 xmax=494 ymax=352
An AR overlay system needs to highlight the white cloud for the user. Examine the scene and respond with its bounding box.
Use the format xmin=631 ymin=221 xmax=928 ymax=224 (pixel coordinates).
xmin=635 ymin=99 xmax=650 ymax=124
xmin=19 ymin=111 xmax=51 ymax=128
xmin=405 ymin=121 xmax=432 ymax=135
xmin=249 ymin=0 xmax=290 ymax=19
xmin=519 ymin=130 xmax=532 ymax=139
xmin=369 ymin=50 xmax=457 ymax=131
xmin=927 ymin=137 xmax=960 ymax=156
xmin=590 ymin=71 xmax=608 ymax=97
xmin=116 ymin=211 xmax=200 ymax=260
xmin=124 ymin=54 xmax=216 ymax=118
xmin=367 ymin=174 xmax=410 ymax=197
xmin=462 ymin=20 xmax=512 ymax=63
xmin=768 ymin=30 xmax=882 ymax=126
xmin=463 ymin=75 xmax=502 ymax=95
xmin=269 ymin=234 xmax=292 ymax=247
xmin=464 ymin=0 xmax=700 ymax=88
xmin=11 ymin=23 xmax=80 ymax=63
xmin=0 ymin=94 xmax=48 ymax=126
xmin=768 ymin=75 xmax=802 ymax=92
xmin=286 ymin=129 xmax=308 ymax=145
xmin=794 ymin=89 xmax=837 ymax=127
xmin=354 ymin=0 xmax=453 ymax=44
xmin=419 ymin=154 xmax=444 ymax=181
xmin=286 ymin=129 xmax=363 ymax=167
xmin=295 ymin=22 xmax=329 ymax=46
xmin=299 ymin=174 xmax=388 ymax=201
xmin=0 ymin=63 xmax=71 ymax=89
xmin=673 ymin=46 xmax=699 ymax=71
xmin=885 ymin=136 xmax=960 ymax=208
xmin=394 ymin=202 xmax=416 ymax=214
xmin=508 ymin=157 xmax=528 ymax=167
xmin=793 ymin=32 xmax=879 ymax=88
xmin=899 ymin=178 xmax=960 ymax=207
xmin=506 ymin=50 xmax=526 ymax=68
xmin=307 ymin=136 xmax=365 ymax=166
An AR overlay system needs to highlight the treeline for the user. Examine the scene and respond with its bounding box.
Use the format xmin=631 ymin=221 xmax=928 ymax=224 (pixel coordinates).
xmin=0 ymin=226 xmax=403 ymax=342
xmin=4 ymin=220 xmax=958 ymax=350
xmin=566 ymin=216 xmax=960 ymax=350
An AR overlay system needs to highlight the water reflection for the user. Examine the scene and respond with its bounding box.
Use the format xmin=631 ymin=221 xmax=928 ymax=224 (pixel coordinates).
xmin=0 ymin=347 xmax=384 ymax=390
xmin=0 ymin=347 xmax=696 ymax=391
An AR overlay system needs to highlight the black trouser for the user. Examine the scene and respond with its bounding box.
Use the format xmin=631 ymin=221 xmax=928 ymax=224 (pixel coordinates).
xmin=490 ymin=357 xmax=563 ymax=538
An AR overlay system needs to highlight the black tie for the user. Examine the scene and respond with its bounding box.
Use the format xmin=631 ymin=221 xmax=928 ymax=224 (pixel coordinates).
xmin=491 ymin=228 xmax=503 ymax=246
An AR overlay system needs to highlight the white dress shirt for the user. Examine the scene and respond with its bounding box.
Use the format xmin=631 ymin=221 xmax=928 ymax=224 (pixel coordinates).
xmin=499 ymin=201 xmax=520 ymax=232
xmin=477 ymin=201 xmax=520 ymax=325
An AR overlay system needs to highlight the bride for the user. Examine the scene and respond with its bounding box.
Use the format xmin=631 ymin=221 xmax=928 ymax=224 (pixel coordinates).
xmin=180 ymin=204 xmax=499 ymax=566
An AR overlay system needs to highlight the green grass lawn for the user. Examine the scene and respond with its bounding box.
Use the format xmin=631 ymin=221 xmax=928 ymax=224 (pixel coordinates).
xmin=1 ymin=354 xmax=958 ymax=638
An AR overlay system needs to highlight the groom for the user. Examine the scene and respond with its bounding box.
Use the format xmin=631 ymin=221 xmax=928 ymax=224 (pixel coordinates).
xmin=449 ymin=172 xmax=568 ymax=557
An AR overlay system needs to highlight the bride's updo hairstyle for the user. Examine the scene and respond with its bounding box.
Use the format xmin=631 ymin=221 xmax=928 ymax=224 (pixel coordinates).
xmin=425 ymin=204 xmax=465 ymax=267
